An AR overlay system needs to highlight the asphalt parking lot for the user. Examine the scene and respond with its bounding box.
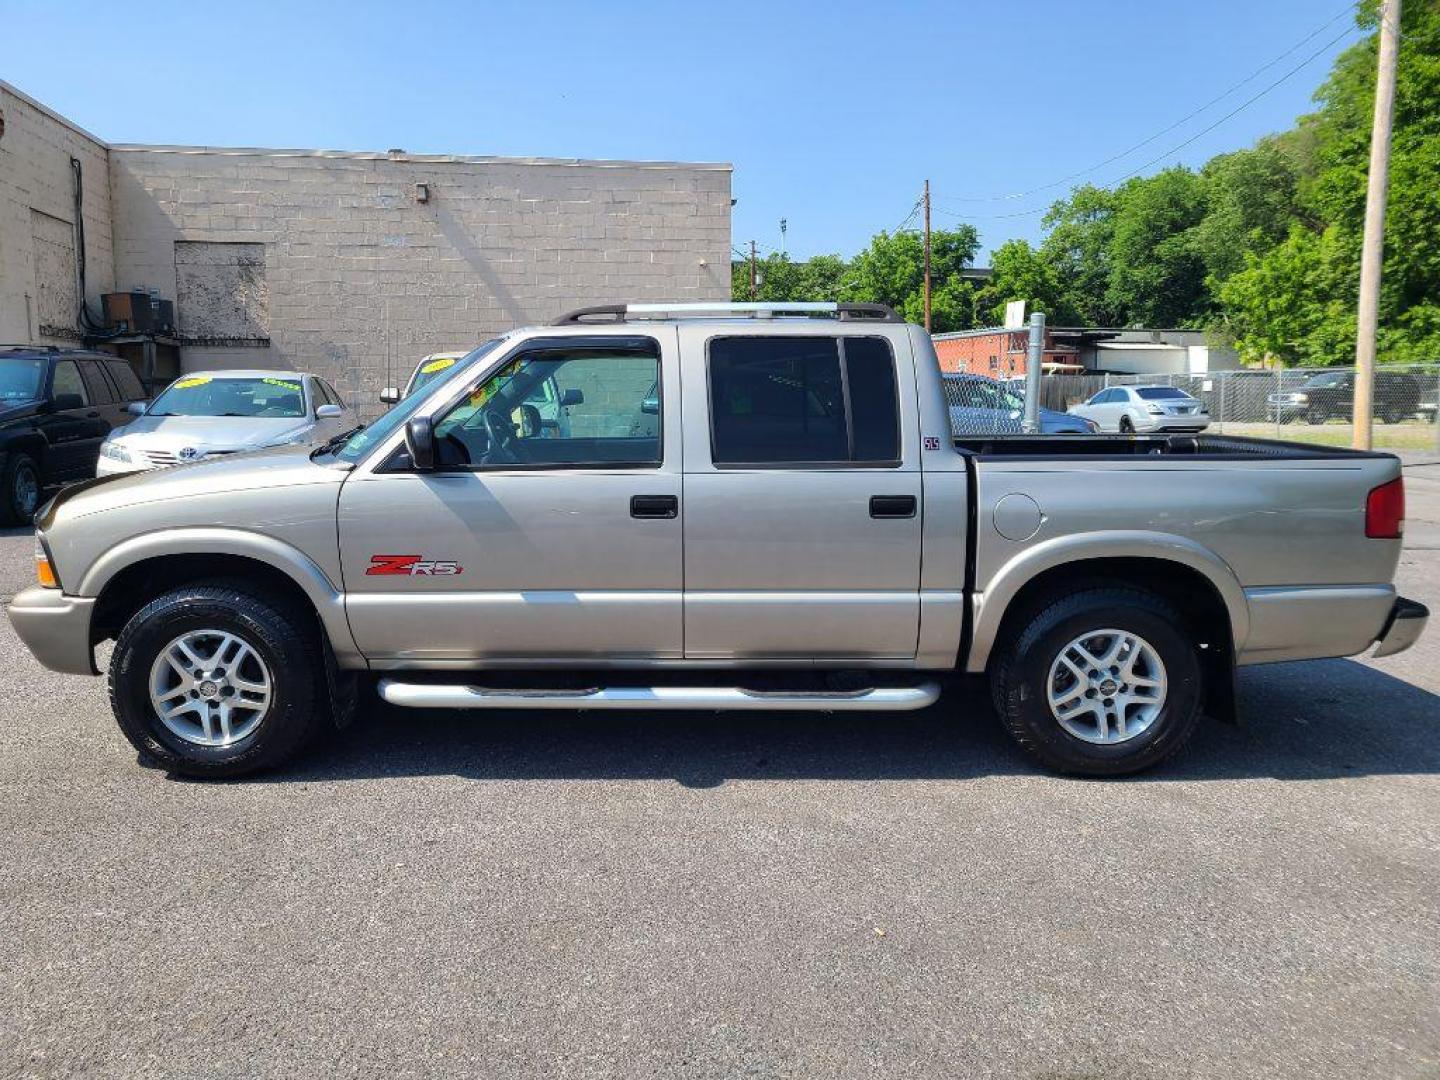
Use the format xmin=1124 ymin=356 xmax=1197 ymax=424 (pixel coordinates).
xmin=2 ymin=463 xmax=1438 ymax=1079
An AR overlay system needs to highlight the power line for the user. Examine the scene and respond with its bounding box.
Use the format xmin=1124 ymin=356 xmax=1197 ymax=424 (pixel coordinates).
xmin=932 ymin=17 xmax=1360 ymax=225
xmin=891 ymin=198 xmax=922 ymax=235
xmin=1107 ymin=22 xmax=1358 ymax=184
xmin=934 ymin=2 xmax=1360 ymax=206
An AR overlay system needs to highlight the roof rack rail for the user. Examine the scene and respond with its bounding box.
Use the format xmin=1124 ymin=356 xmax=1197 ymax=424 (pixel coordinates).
xmin=552 ymin=301 xmax=902 ymax=325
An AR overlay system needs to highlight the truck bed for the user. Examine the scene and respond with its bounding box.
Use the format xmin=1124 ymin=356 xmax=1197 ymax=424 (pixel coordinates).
xmin=954 ymin=433 xmax=1396 ymax=460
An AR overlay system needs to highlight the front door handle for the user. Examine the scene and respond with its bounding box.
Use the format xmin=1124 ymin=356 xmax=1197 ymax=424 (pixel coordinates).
xmin=631 ymin=494 xmax=678 ymax=519
xmin=869 ymin=495 xmax=917 ymax=519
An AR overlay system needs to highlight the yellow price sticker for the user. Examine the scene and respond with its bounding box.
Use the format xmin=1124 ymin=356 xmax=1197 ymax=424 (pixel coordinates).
xmin=173 ymin=376 xmax=211 ymax=389
xmin=421 ymin=357 xmax=457 ymax=375
xmin=262 ymin=378 xmax=301 ymax=391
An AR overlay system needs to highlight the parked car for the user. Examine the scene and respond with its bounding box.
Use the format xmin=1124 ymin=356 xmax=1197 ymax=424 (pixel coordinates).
xmin=945 ymin=374 xmax=1098 ymax=435
xmin=1268 ymin=370 xmax=1423 ymax=425
xmin=96 ymin=370 xmax=353 ymax=475
xmin=8 ymin=301 xmax=1425 ymax=781
xmin=381 ymin=347 xmax=580 ymax=437
xmin=0 ymin=346 xmax=148 ymax=523
xmin=1070 ymin=385 xmax=1211 ymax=433
xmin=379 ymin=351 xmax=472 ymax=404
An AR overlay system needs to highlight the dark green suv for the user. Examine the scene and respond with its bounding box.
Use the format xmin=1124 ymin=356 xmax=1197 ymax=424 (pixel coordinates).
xmin=0 ymin=347 xmax=148 ymax=524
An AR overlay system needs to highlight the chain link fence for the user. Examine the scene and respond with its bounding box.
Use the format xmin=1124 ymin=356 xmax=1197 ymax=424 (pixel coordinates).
xmin=946 ymin=368 xmax=1440 ymax=450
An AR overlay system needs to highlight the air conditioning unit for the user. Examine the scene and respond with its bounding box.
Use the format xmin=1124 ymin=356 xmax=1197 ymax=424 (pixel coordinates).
xmin=102 ymin=292 xmax=175 ymax=335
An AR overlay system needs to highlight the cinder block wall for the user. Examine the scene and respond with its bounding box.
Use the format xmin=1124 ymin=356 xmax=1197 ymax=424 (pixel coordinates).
xmin=109 ymin=147 xmax=732 ymax=414
xmin=0 ymin=83 xmax=115 ymax=345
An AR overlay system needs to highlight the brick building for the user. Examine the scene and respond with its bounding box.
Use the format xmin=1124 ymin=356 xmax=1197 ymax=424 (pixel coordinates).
xmin=0 ymin=81 xmax=731 ymax=411
xmin=933 ymin=324 xmax=1240 ymax=377
xmin=932 ymin=327 xmax=1082 ymax=377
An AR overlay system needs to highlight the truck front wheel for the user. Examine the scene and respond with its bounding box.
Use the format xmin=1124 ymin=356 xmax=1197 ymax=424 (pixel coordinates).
xmin=108 ymin=583 xmax=325 ymax=778
xmin=990 ymin=587 xmax=1203 ymax=776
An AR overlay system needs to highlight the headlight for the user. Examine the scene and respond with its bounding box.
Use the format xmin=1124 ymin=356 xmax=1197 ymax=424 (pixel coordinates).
xmin=1082 ymin=418 xmax=1100 ymax=432
xmin=1290 ymin=392 xmax=1309 ymax=403
xmin=99 ymin=442 xmax=132 ymax=463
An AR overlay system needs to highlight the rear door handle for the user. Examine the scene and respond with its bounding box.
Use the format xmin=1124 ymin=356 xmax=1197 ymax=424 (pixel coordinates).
xmin=631 ymin=494 xmax=678 ymax=519
xmin=869 ymin=495 xmax=917 ymax=519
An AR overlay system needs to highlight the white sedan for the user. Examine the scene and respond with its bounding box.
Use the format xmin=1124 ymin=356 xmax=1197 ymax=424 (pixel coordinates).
xmin=1069 ymin=385 xmax=1211 ymax=434
xmin=97 ymin=370 xmax=354 ymax=474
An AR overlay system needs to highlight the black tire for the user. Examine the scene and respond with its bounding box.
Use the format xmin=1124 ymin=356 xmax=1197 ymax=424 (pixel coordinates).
xmin=990 ymin=586 xmax=1203 ymax=777
xmin=0 ymin=451 xmax=41 ymax=525
xmin=108 ymin=582 xmax=326 ymax=778
xmin=1306 ymin=409 xmax=1326 ymax=425
xmin=1118 ymin=415 xmax=1134 ymax=434
xmin=1380 ymin=406 xmax=1405 ymax=425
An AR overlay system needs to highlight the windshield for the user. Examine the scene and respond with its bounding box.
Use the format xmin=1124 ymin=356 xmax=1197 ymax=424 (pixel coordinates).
xmin=0 ymin=358 xmax=47 ymax=404
xmin=407 ymin=353 xmax=475 ymax=398
xmin=951 ymin=378 xmax=1021 ymax=412
xmin=149 ymin=375 xmax=306 ymax=418
xmin=1136 ymin=387 xmax=1193 ymax=401
xmin=331 ymin=339 xmax=505 ymax=464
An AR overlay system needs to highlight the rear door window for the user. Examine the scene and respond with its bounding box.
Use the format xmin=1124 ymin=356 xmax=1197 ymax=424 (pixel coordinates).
xmin=708 ymin=336 xmax=899 ymax=466
xmin=105 ymin=359 xmax=145 ymax=401
xmin=76 ymin=359 xmax=116 ymax=404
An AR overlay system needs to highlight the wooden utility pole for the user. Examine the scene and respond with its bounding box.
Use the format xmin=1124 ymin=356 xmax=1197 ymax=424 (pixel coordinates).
xmin=1354 ymin=0 xmax=1402 ymax=450
xmin=749 ymin=240 xmax=758 ymax=301
xmin=922 ymin=180 xmax=932 ymax=332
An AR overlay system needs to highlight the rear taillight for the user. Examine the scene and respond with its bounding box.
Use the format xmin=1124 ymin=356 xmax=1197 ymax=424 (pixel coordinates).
xmin=1366 ymin=477 xmax=1405 ymax=539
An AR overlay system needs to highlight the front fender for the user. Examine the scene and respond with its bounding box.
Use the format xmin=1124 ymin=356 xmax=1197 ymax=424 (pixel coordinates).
xmin=78 ymin=527 xmax=363 ymax=667
xmin=966 ymin=530 xmax=1250 ymax=674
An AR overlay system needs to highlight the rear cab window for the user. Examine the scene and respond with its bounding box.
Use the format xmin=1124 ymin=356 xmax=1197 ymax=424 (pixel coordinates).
xmin=707 ymin=335 xmax=900 ymax=466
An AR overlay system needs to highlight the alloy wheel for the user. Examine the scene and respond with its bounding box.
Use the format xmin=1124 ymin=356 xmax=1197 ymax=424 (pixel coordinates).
xmin=1046 ymin=628 xmax=1168 ymax=745
xmin=148 ymin=629 xmax=273 ymax=747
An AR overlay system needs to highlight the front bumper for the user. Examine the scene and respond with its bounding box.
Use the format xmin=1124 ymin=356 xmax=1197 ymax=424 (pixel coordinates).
xmin=6 ymin=587 xmax=97 ymax=675
xmin=1374 ymin=596 xmax=1429 ymax=658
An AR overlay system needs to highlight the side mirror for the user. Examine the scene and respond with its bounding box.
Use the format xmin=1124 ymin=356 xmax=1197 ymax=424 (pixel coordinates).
xmin=315 ymin=403 xmax=343 ymax=419
xmin=640 ymin=396 xmax=660 ymax=416
xmin=379 ymin=387 xmax=401 ymax=405
xmin=560 ymin=387 xmax=585 ymax=407
xmin=50 ymin=393 xmax=84 ymax=412
xmin=126 ymin=401 xmax=147 ymax=416
xmin=405 ymin=416 xmax=435 ymax=471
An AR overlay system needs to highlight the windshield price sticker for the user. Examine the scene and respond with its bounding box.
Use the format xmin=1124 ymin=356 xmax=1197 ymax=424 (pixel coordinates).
xmin=173 ymin=376 xmax=212 ymax=390
xmin=420 ymin=357 xmax=456 ymax=375
xmin=262 ymin=378 xmax=301 ymax=391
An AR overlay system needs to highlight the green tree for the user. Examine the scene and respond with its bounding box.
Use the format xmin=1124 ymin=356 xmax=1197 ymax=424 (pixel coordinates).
xmin=844 ymin=226 xmax=980 ymax=332
xmin=1040 ymin=185 xmax=1121 ymax=325
xmin=731 ymin=252 xmax=848 ymax=303
xmin=971 ymin=239 xmax=1073 ymax=325
xmin=1105 ymin=168 xmax=1210 ymax=327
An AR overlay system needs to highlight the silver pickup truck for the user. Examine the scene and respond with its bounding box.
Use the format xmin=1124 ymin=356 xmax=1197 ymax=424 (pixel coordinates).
xmin=8 ymin=302 xmax=1428 ymax=778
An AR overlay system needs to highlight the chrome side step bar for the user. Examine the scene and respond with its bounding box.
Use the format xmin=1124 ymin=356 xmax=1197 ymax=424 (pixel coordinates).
xmin=378 ymin=679 xmax=942 ymax=712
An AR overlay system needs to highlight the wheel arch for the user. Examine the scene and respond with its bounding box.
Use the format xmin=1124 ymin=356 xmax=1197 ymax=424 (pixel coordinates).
xmin=968 ymin=533 xmax=1248 ymax=678
xmin=84 ymin=529 xmax=363 ymax=667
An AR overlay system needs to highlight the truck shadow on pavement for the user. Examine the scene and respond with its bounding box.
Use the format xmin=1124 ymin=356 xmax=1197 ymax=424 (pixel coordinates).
xmin=260 ymin=658 xmax=1440 ymax=788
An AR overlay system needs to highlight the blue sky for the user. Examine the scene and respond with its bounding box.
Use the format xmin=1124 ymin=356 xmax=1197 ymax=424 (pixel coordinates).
xmin=4 ymin=0 xmax=1362 ymax=262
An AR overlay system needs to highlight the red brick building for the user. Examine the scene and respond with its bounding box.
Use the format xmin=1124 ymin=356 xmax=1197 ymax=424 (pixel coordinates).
xmin=932 ymin=327 xmax=1083 ymax=377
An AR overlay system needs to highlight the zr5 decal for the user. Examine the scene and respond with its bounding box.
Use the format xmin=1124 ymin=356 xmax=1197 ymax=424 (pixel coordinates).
xmin=366 ymin=554 xmax=463 ymax=576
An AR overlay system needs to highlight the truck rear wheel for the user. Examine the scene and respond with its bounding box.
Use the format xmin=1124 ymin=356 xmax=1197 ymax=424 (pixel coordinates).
xmin=108 ymin=583 xmax=325 ymax=778
xmin=990 ymin=586 xmax=1202 ymax=776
